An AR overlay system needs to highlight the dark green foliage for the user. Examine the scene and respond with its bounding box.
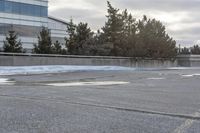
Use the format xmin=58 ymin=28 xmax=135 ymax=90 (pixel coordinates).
xmin=64 ymin=1 xmax=177 ymax=58
xmin=3 ymin=30 xmax=24 ymax=53
xmin=191 ymin=45 xmax=200 ymax=54
xmin=97 ymin=1 xmax=177 ymax=58
xmin=179 ymin=45 xmax=200 ymax=55
xmin=65 ymin=19 xmax=95 ymax=55
xmin=136 ymin=16 xmax=177 ymax=58
xmin=180 ymin=47 xmax=190 ymax=54
xmin=101 ymin=1 xmax=124 ymax=56
xmin=65 ymin=19 xmax=76 ymax=55
xmin=52 ymin=40 xmax=67 ymax=55
xmin=75 ymin=22 xmax=93 ymax=55
xmin=33 ymin=27 xmax=53 ymax=54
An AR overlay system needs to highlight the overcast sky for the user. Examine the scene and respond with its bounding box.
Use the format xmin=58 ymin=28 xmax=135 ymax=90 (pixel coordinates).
xmin=49 ymin=0 xmax=200 ymax=47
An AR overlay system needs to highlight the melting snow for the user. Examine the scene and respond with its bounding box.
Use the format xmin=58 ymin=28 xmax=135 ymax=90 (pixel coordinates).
xmin=0 ymin=65 xmax=134 ymax=76
xmin=182 ymin=74 xmax=200 ymax=77
xmin=0 ymin=65 xmax=200 ymax=76
xmin=147 ymin=77 xmax=165 ymax=80
xmin=47 ymin=81 xmax=129 ymax=87
xmin=0 ymin=78 xmax=14 ymax=85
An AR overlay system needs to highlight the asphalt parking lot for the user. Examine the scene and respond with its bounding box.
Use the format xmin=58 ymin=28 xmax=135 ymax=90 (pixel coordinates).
xmin=0 ymin=68 xmax=200 ymax=133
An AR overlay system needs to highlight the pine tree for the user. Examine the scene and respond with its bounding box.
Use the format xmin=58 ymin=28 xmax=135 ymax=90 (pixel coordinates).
xmin=102 ymin=1 xmax=124 ymax=56
xmin=52 ymin=40 xmax=62 ymax=54
xmin=52 ymin=40 xmax=67 ymax=55
xmin=136 ymin=16 xmax=177 ymax=58
xmin=3 ymin=30 xmax=23 ymax=53
xmin=65 ymin=19 xmax=76 ymax=54
xmin=180 ymin=47 xmax=190 ymax=55
xmin=65 ymin=20 xmax=93 ymax=55
xmin=75 ymin=22 xmax=92 ymax=54
xmin=33 ymin=27 xmax=53 ymax=54
xmin=191 ymin=45 xmax=200 ymax=54
xmin=120 ymin=9 xmax=137 ymax=57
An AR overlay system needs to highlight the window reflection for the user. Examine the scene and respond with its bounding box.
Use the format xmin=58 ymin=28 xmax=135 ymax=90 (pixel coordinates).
xmin=0 ymin=24 xmax=42 ymax=37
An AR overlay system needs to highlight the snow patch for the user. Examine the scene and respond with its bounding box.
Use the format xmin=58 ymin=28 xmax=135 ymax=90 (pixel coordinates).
xmin=182 ymin=74 xmax=200 ymax=77
xmin=0 ymin=78 xmax=14 ymax=85
xmin=0 ymin=65 xmax=200 ymax=76
xmin=147 ymin=77 xmax=165 ymax=80
xmin=0 ymin=65 xmax=134 ymax=76
xmin=47 ymin=81 xmax=129 ymax=87
xmin=168 ymin=67 xmax=200 ymax=70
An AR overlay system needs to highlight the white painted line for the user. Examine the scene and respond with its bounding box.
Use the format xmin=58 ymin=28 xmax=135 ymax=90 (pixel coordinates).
xmin=173 ymin=110 xmax=200 ymax=133
xmin=47 ymin=81 xmax=129 ymax=87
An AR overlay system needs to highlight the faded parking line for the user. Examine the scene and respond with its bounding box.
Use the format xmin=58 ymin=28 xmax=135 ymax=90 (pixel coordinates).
xmin=173 ymin=109 xmax=200 ymax=133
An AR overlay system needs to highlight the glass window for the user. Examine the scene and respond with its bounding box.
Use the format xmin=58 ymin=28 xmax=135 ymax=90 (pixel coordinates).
xmin=12 ymin=2 xmax=20 ymax=14
xmin=5 ymin=1 xmax=12 ymax=13
xmin=0 ymin=23 xmax=42 ymax=37
xmin=0 ymin=0 xmax=5 ymax=11
xmin=0 ymin=0 xmax=48 ymax=17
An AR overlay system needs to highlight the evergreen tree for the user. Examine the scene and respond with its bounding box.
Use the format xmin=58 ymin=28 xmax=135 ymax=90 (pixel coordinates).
xmin=120 ymin=9 xmax=137 ymax=57
xmin=65 ymin=20 xmax=93 ymax=55
xmin=191 ymin=45 xmax=200 ymax=54
xmin=65 ymin=19 xmax=76 ymax=55
xmin=136 ymin=16 xmax=177 ymax=58
xmin=33 ymin=27 xmax=53 ymax=54
xmin=75 ymin=22 xmax=93 ymax=54
xmin=101 ymin=1 xmax=124 ymax=56
xmin=180 ymin=47 xmax=190 ymax=54
xmin=98 ymin=1 xmax=177 ymax=58
xmin=3 ymin=30 xmax=23 ymax=53
xmin=64 ymin=1 xmax=177 ymax=58
xmin=52 ymin=40 xmax=67 ymax=55
xmin=52 ymin=40 xmax=62 ymax=54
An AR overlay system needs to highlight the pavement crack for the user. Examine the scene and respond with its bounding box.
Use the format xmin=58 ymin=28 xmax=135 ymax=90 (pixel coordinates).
xmin=0 ymin=94 xmax=200 ymax=121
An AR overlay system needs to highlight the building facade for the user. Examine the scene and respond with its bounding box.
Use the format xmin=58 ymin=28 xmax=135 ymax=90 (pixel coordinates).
xmin=0 ymin=0 xmax=67 ymax=52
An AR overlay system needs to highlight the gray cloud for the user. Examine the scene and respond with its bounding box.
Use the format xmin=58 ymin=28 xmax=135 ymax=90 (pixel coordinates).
xmin=49 ymin=0 xmax=200 ymax=47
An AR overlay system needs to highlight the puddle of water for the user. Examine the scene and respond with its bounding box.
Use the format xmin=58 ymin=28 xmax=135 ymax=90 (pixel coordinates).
xmin=0 ymin=78 xmax=15 ymax=85
xmin=47 ymin=81 xmax=129 ymax=87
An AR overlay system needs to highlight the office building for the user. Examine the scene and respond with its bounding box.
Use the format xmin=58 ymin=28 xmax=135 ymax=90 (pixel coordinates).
xmin=0 ymin=0 xmax=67 ymax=52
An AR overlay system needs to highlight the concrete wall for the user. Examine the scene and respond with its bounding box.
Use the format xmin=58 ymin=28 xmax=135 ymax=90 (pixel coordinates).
xmin=0 ymin=53 xmax=177 ymax=68
xmin=177 ymin=55 xmax=200 ymax=67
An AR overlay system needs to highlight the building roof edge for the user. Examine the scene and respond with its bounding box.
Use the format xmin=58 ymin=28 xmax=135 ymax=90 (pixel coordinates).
xmin=48 ymin=16 xmax=69 ymax=25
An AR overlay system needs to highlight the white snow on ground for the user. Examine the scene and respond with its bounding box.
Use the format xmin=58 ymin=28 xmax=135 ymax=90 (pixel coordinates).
xmin=167 ymin=67 xmax=200 ymax=70
xmin=0 ymin=78 xmax=14 ymax=85
xmin=47 ymin=81 xmax=129 ymax=87
xmin=147 ymin=77 xmax=165 ymax=80
xmin=0 ymin=65 xmax=200 ymax=76
xmin=181 ymin=74 xmax=200 ymax=77
xmin=0 ymin=65 xmax=134 ymax=76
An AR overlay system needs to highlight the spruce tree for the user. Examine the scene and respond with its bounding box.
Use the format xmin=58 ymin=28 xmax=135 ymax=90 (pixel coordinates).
xmin=136 ymin=16 xmax=177 ymax=58
xmin=180 ymin=47 xmax=190 ymax=55
xmin=191 ymin=45 xmax=200 ymax=54
xmin=33 ymin=27 xmax=53 ymax=54
xmin=65 ymin=19 xmax=76 ymax=54
xmin=75 ymin=22 xmax=92 ymax=54
xmin=52 ymin=40 xmax=62 ymax=54
xmin=52 ymin=40 xmax=67 ymax=54
xmin=65 ymin=20 xmax=93 ymax=55
xmin=102 ymin=1 xmax=124 ymax=56
xmin=3 ymin=30 xmax=23 ymax=53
